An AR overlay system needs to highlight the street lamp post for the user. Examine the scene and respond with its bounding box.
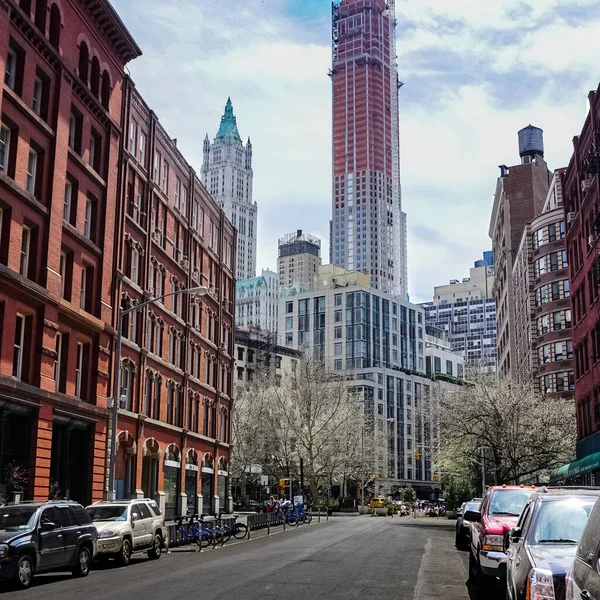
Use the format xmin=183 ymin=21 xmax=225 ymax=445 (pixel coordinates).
xmin=106 ymin=285 xmax=209 ymax=501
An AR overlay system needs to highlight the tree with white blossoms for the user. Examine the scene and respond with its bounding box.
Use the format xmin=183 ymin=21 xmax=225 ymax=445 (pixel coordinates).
xmin=438 ymin=373 xmax=575 ymax=485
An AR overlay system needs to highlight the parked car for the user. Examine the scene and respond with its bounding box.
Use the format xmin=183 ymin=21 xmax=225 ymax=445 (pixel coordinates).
xmin=0 ymin=500 xmax=97 ymax=589
xmin=565 ymin=488 xmax=600 ymax=600
xmin=86 ymin=499 xmax=166 ymax=566
xmin=456 ymin=499 xmax=482 ymax=550
xmin=369 ymin=497 xmax=386 ymax=509
xmin=506 ymin=488 xmax=599 ymax=600
xmin=466 ymin=485 xmax=537 ymax=584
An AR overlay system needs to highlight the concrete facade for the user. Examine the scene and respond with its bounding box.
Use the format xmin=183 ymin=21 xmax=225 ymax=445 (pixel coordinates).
xmin=0 ymin=0 xmax=140 ymax=505
xmin=202 ymin=99 xmax=256 ymax=281
xmin=489 ymin=129 xmax=552 ymax=378
xmin=513 ymin=170 xmax=573 ymax=396
xmin=236 ymin=269 xmax=279 ymax=335
xmin=278 ymin=230 xmax=321 ymax=291
xmin=113 ymin=81 xmax=236 ymax=518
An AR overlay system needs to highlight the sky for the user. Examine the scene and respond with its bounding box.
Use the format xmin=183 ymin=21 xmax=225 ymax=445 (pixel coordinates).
xmin=110 ymin=0 xmax=600 ymax=303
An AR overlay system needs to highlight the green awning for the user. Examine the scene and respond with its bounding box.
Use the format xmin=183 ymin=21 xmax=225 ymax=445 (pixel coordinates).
xmin=550 ymin=452 xmax=600 ymax=482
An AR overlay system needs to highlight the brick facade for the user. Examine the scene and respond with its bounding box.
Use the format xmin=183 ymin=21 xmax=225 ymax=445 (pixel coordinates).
xmin=0 ymin=0 xmax=140 ymax=505
xmin=562 ymin=84 xmax=600 ymax=463
xmin=111 ymin=80 xmax=236 ymax=518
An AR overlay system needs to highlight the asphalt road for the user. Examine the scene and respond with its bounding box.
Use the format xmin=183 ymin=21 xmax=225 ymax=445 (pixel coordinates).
xmin=1 ymin=516 xmax=504 ymax=599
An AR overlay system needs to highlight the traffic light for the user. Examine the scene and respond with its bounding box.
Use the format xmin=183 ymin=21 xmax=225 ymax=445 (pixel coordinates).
xmin=414 ymin=449 xmax=421 ymax=461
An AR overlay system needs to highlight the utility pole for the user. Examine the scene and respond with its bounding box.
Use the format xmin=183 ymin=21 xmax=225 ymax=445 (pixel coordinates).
xmin=480 ymin=447 xmax=486 ymax=497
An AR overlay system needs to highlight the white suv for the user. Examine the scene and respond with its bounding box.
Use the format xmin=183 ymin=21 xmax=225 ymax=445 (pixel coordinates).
xmin=86 ymin=499 xmax=166 ymax=566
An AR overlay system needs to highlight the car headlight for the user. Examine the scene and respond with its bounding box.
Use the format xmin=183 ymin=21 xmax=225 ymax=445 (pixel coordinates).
xmin=528 ymin=568 xmax=555 ymax=600
xmin=98 ymin=529 xmax=116 ymax=539
xmin=482 ymin=534 xmax=504 ymax=552
xmin=0 ymin=544 xmax=8 ymax=558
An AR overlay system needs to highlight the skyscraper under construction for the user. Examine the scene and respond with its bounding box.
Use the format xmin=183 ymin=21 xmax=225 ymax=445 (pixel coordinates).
xmin=330 ymin=0 xmax=407 ymax=297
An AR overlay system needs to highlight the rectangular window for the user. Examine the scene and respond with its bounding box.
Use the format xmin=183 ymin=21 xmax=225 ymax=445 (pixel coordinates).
xmin=84 ymin=195 xmax=97 ymax=242
xmin=182 ymin=186 xmax=188 ymax=215
xmin=13 ymin=314 xmax=25 ymax=379
xmin=285 ymin=317 xmax=293 ymax=330
xmin=89 ymin=129 xmax=101 ymax=173
xmin=153 ymin=151 xmax=161 ymax=184
xmin=555 ymin=342 xmax=564 ymax=361
xmin=175 ymin=177 xmax=181 ymax=210
xmin=553 ymin=312 xmax=562 ymax=331
xmin=129 ymin=122 xmax=137 ymax=155
xmin=68 ymin=108 xmax=82 ymax=154
xmin=63 ymin=180 xmax=72 ymax=221
xmin=0 ymin=124 xmax=10 ymax=172
xmin=5 ymin=48 xmax=16 ymax=90
xmin=20 ymin=225 xmax=30 ymax=276
xmin=54 ymin=332 xmax=63 ymax=392
xmin=138 ymin=132 xmax=146 ymax=166
xmin=26 ymin=149 xmax=37 ymax=194
xmin=59 ymin=251 xmax=66 ymax=297
xmin=80 ymin=266 xmax=87 ymax=309
xmin=131 ymin=247 xmax=139 ymax=285
xmin=32 ymin=76 xmax=42 ymax=115
xmin=75 ymin=342 xmax=83 ymax=398
xmin=161 ymin=161 xmax=169 ymax=194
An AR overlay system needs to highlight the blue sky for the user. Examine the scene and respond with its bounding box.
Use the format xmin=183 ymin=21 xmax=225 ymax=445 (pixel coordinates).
xmin=110 ymin=0 xmax=600 ymax=303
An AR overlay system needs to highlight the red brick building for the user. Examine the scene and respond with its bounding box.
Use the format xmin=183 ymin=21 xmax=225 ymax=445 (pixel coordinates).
xmin=112 ymin=80 xmax=236 ymax=518
xmin=561 ymin=83 xmax=600 ymax=478
xmin=0 ymin=0 xmax=140 ymax=505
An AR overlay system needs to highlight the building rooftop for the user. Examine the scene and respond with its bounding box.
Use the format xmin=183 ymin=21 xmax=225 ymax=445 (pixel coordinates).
xmin=215 ymin=98 xmax=241 ymax=143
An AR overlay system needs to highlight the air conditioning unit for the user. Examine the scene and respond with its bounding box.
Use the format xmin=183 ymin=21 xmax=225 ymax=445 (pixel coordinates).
xmin=567 ymin=212 xmax=576 ymax=224
xmin=582 ymin=178 xmax=593 ymax=192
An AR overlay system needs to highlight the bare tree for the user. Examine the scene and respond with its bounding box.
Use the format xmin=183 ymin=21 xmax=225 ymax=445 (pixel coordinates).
xmin=438 ymin=373 xmax=575 ymax=484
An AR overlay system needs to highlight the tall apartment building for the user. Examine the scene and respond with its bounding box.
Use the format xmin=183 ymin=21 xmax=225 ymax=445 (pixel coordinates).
xmin=513 ymin=170 xmax=573 ymax=395
xmin=555 ymin=83 xmax=600 ymax=483
xmin=279 ymin=270 xmax=462 ymax=498
xmin=330 ymin=0 xmax=408 ymax=297
xmin=114 ymin=80 xmax=236 ymax=518
xmin=236 ymin=269 xmax=279 ymax=335
xmin=202 ymin=98 xmax=256 ymax=280
xmin=278 ymin=230 xmax=321 ymax=290
xmin=423 ymin=256 xmax=497 ymax=371
xmin=0 ymin=0 xmax=140 ymax=505
xmin=489 ymin=126 xmax=552 ymax=377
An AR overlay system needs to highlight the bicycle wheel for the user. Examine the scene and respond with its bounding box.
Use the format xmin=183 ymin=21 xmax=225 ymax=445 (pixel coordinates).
xmin=303 ymin=513 xmax=312 ymax=524
xmin=175 ymin=527 xmax=184 ymax=546
xmin=201 ymin=530 xmax=212 ymax=548
xmin=187 ymin=523 xmax=201 ymax=547
xmin=233 ymin=522 xmax=248 ymax=540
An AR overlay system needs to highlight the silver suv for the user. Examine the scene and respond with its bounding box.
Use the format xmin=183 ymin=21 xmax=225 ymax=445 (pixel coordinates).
xmin=86 ymin=499 xmax=166 ymax=566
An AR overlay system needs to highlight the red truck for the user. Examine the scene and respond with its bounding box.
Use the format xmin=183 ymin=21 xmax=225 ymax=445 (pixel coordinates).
xmin=465 ymin=485 xmax=537 ymax=583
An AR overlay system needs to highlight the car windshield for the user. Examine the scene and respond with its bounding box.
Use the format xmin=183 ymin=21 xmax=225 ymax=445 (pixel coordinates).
xmin=465 ymin=501 xmax=481 ymax=512
xmin=532 ymin=498 xmax=596 ymax=545
xmin=489 ymin=489 xmax=534 ymax=517
xmin=0 ymin=506 xmax=38 ymax=532
xmin=86 ymin=505 xmax=128 ymax=522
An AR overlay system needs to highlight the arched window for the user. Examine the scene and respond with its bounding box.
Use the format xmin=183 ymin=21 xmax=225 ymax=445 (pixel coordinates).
xmin=49 ymin=4 xmax=60 ymax=49
xmin=35 ymin=0 xmax=48 ymax=32
xmin=19 ymin=0 xmax=31 ymax=15
xmin=78 ymin=42 xmax=89 ymax=84
xmin=90 ymin=57 xmax=100 ymax=97
xmin=101 ymin=71 xmax=110 ymax=109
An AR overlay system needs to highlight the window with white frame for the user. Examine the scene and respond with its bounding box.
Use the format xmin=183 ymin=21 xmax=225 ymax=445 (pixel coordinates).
xmin=20 ymin=225 xmax=30 ymax=276
xmin=153 ymin=151 xmax=161 ymax=184
xmin=169 ymin=330 xmax=175 ymax=364
xmin=161 ymin=161 xmax=169 ymax=194
xmin=84 ymin=196 xmax=92 ymax=239
xmin=63 ymin=180 xmax=72 ymax=221
xmin=130 ymin=306 xmax=138 ymax=343
xmin=13 ymin=314 xmax=25 ymax=379
xmin=120 ymin=364 xmax=132 ymax=410
xmin=182 ymin=186 xmax=187 ymax=215
xmin=75 ymin=342 xmax=84 ymax=398
xmin=68 ymin=112 xmax=76 ymax=150
xmin=139 ymin=132 xmax=146 ymax=166
xmin=174 ymin=177 xmax=181 ymax=210
xmin=80 ymin=266 xmax=88 ymax=310
xmin=129 ymin=122 xmax=137 ymax=155
xmin=0 ymin=124 xmax=10 ymax=172
xmin=131 ymin=246 xmax=139 ymax=285
xmin=26 ymin=148 xmax=37 ymax=194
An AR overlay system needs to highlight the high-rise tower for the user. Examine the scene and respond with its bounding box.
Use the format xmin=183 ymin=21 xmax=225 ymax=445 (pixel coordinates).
xmin=330 ymin=0 xmax=407 ymax=297
xmin=202 ymin=98 xmax=257 ymax=280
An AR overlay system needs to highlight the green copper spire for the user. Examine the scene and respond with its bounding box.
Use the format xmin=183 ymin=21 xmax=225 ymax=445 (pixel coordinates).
xmin=216 ymin=97 xmax=241 ymax=142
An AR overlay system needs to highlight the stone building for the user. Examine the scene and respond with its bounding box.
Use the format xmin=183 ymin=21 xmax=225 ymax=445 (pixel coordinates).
xmin=202 ymin=98 xmax=256 ymax=281
xmin=235 ymin=269 xmax=279 ymax=335
xmin=0 ymin=0 xmax=140 ymax=505
xmin=278 ymin=230 xmax=321 ymax=291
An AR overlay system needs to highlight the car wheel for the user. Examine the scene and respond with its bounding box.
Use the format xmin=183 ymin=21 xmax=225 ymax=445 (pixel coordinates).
xmin=15 ymin=555 xmax=34 ymax=589
xmin=147 ymin=533 xmax=162 ymax=560
xmin=73 ymin=545 xmax=92 ymax=577
xmin=118 ymin=538 xmax=132 ymax=567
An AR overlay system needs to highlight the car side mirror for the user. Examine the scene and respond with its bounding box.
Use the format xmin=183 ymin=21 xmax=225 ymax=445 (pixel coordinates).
xmin=509 ymin=526 xmax=522 ymax=543
xmin=40 ymin=521 xmax=56 ymax=532
xmin=463 ymin=510 xmax=481 ymax=523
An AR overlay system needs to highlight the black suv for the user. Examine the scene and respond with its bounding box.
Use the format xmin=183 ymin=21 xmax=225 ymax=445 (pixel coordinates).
xmin=506 ymin=488 xmax=600 ymax=600
xmin=0 ymin=500 xmax=97 ymax=588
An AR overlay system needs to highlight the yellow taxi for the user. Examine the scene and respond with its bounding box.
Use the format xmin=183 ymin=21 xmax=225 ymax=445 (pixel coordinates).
xmin=369 ymin=496 xmax=386 ymax=508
